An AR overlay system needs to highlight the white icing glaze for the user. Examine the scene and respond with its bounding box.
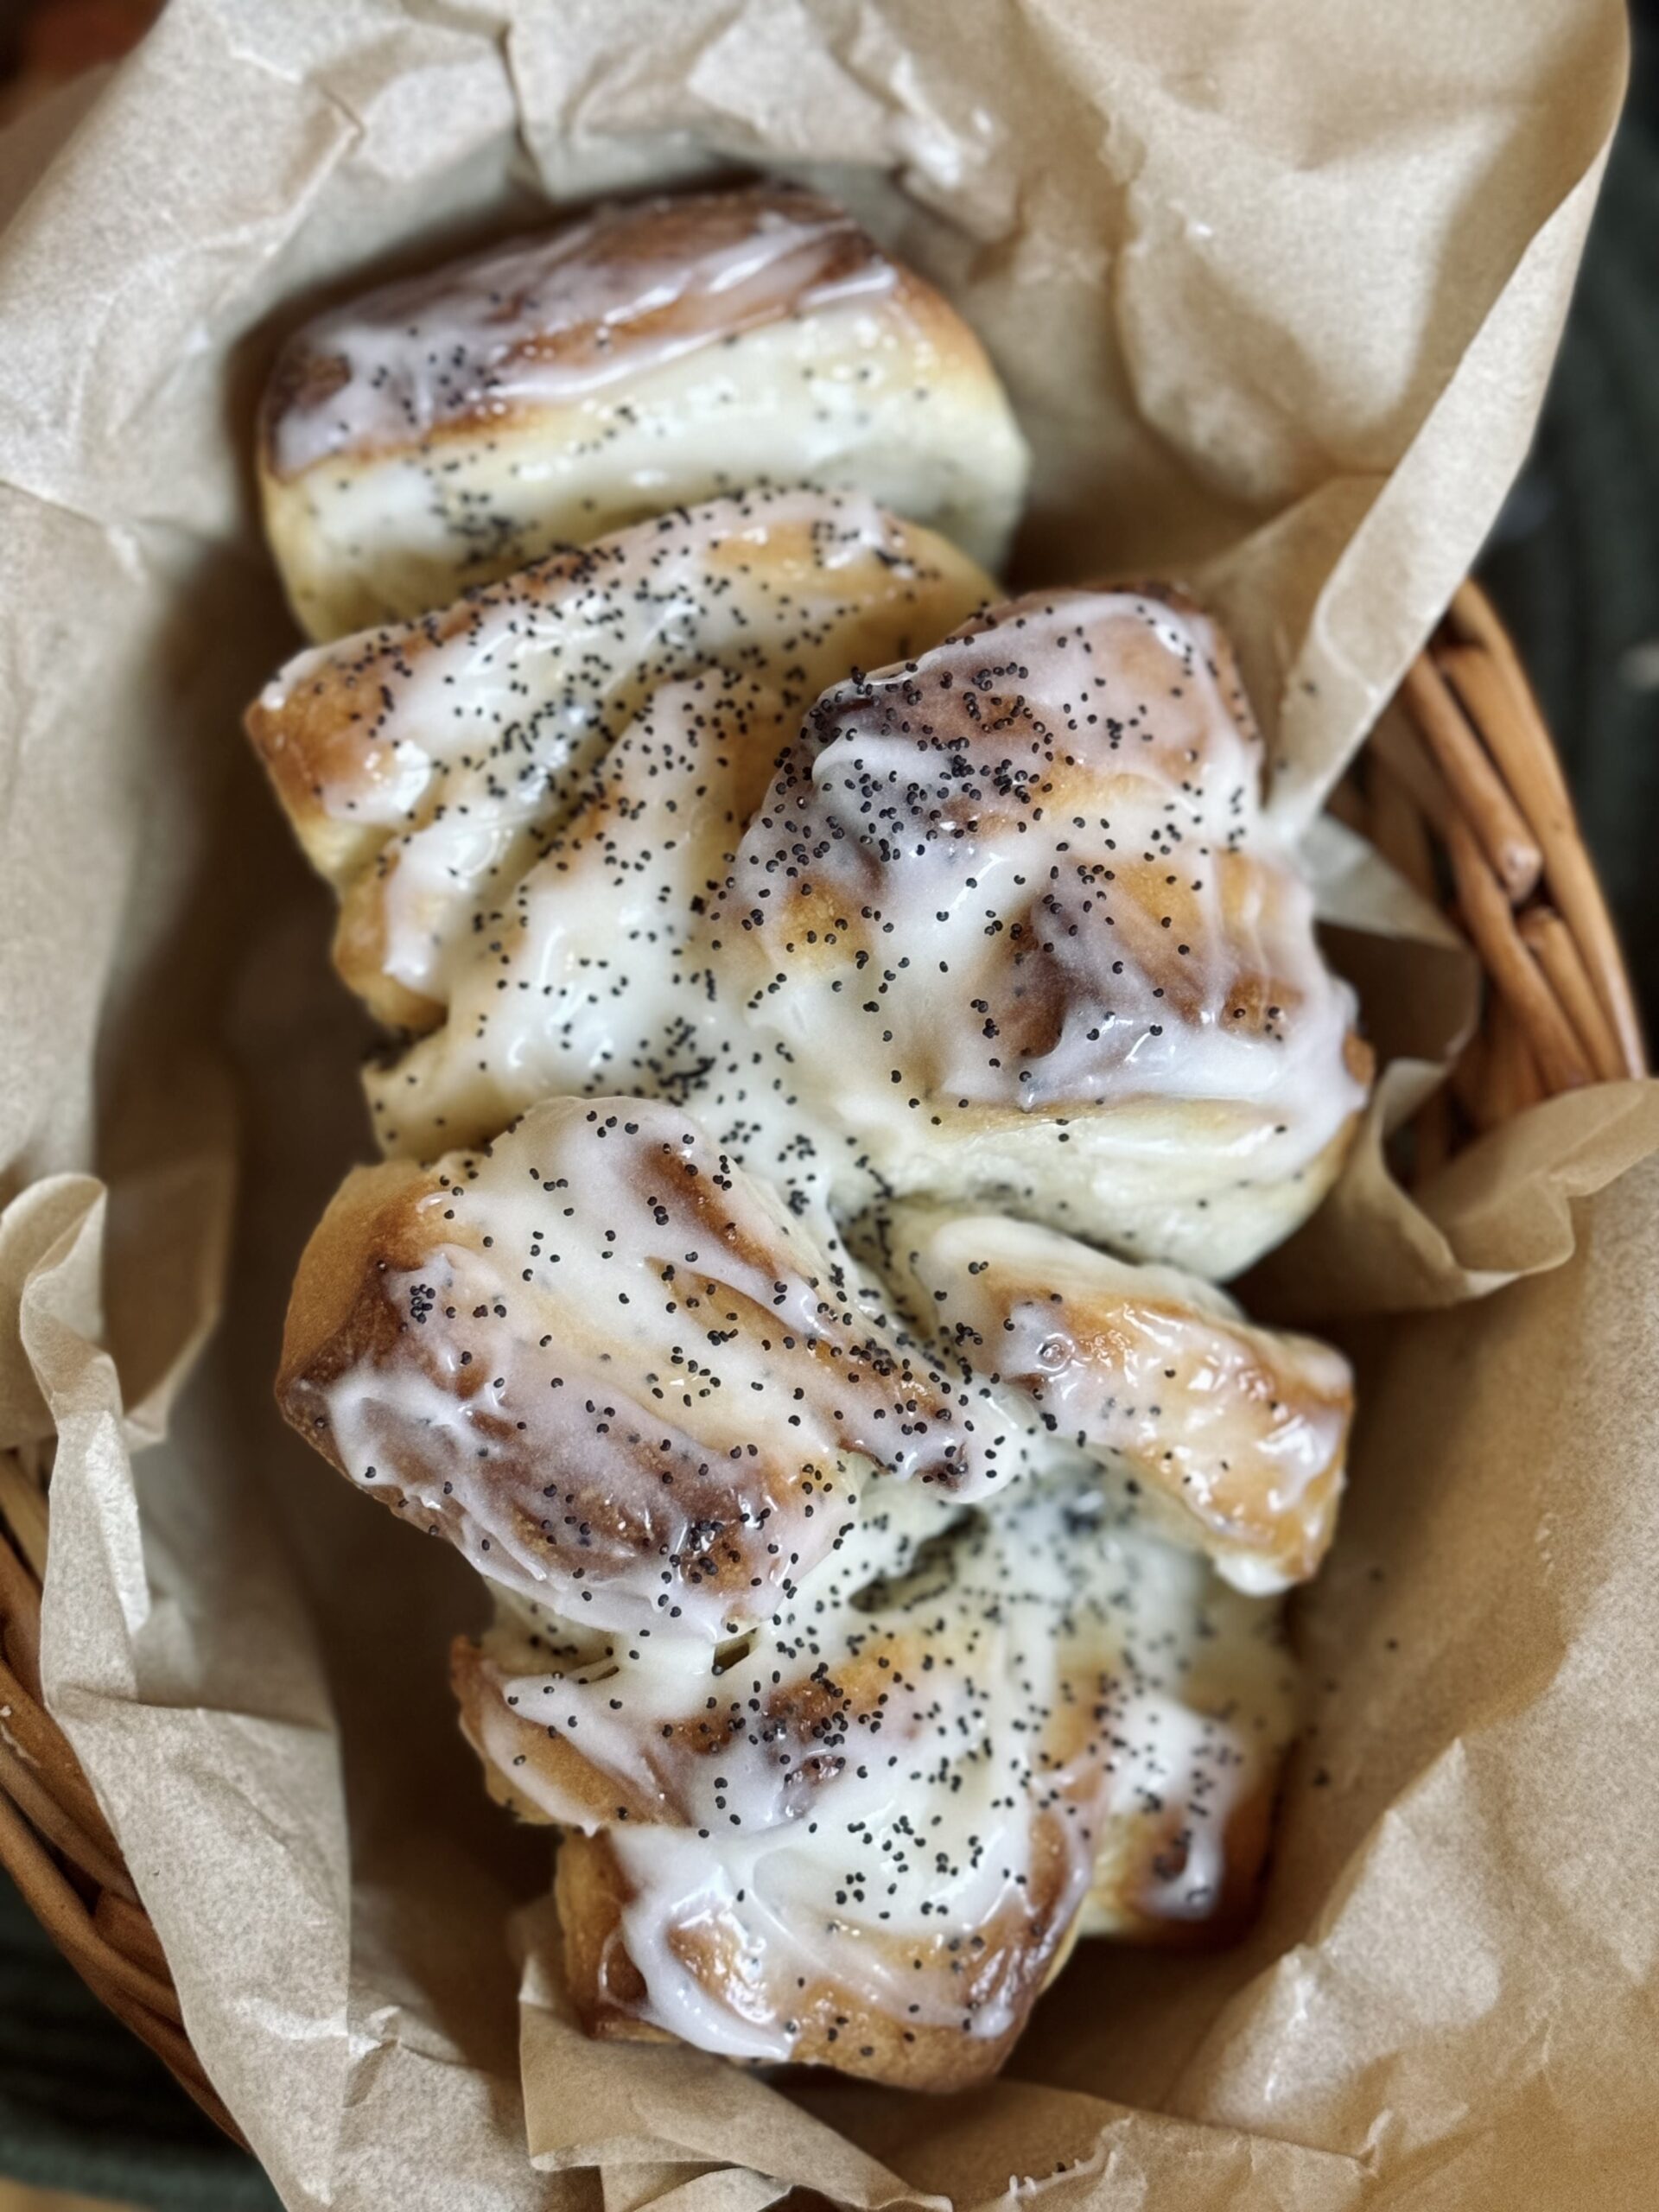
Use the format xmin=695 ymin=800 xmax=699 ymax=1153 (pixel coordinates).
xmin=364 ymin=672 xmax=792 ymax=1154
xmin=257 ymin=187 xmax=1029 ymax=639
xmin=253 ymin=490 xmax=992 ymax=1033
xmin=714 ymin=587 xmax=1368 ymax=1275
xmin=305 ymin=1097 xmax=1025 ymax=1641
xmin=880 ymin=1204 xmax=1351 ymax=1591
xmin=268 ymin=188 xmax=900 ymax=481
xmin=475 ymin=1473 xmax=1294 ymax=2061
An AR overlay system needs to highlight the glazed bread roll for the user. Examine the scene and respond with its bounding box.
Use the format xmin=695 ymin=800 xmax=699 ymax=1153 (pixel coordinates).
xmin=259 ymin=182 xmax=1030 ymax=639
xmin=276 ymin=1096 xmax=1024 ymax=1642
xmin=455 ymin=1476 xmax=1294 ymax=2090
xmin=879 ymin=1202 xmax=1353 ymax=1592
xmin=245 ymin=488 xmax=993 ymax=1037
xmin=254 ymin=185 xmax=1365 ymax=2097
xmin=716 ymin=586 xmax=1372 ymax=1276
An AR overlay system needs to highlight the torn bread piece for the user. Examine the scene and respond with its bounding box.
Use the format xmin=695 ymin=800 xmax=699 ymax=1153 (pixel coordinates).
xmin=259 ymin=182 xmax=1029 ymax=639
xmin=880 ymin=1202 xmax=1352 ymax=1592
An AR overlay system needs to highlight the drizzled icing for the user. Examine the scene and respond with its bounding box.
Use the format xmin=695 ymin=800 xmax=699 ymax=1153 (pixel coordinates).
xmin=715 ymin=587 xmax=1370 ymax=1274
xmin=880 ymin=1204 xmax=1352 ymax=1592
xmin=265 ymin=187 xmax=900 ymax=481
xmin=466 ymin=1473 xmax=1295 ymax=2073
xmin=364 ymin=671 xmax=795 ymax=1158
xmin=249 ymin=490 xmax=992 ymax=1033
xmin=257 ymin=495 xmax=1363 ymax=2077
xmin=283 ymin=1097 xmax=1026 ymax=1641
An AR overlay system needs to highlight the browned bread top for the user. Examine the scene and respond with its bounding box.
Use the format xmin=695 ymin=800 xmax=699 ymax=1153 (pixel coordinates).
xmin=255 ymin=183 xmax=1028 ymax=636
xmin=709 ymin=584 xmax=1373 ymax=1274
xmin=881 ymin=1204 xmax=1353 ymax=1590
xmin=457 ymin=1467 xmax=1295 ymax=2088
xmin=262 ymin=185 xmax=918 ymax=482
xmin=276 ymin=1095 xmax=1020 ymax=1640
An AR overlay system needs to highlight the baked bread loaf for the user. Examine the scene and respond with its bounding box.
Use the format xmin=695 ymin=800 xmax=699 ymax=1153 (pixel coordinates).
xmin=716 ymin=585 xmax=1372 ymax=1275
xmin=879 ymin=1202 xmax=1352 ymax=1592
xmin=254 ymin=183 xmax=1368 ymax=2096
xmin=258 ymin=182 xmax=1030 ymax=640
xmin=246 ymin=488 xmax=992 ymax=1037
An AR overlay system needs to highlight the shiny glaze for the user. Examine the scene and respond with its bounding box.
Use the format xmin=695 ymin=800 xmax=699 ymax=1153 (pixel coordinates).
xmin=473 ymin=1472 xmax=1294 ymax=2062
xmin=251 ymin=490 xmax=991 ymax=1035
xmin=296 ymin=1098 xmax=1025 ymax=1640
xmin=714 ymin=588 xmax=1369 ymax=1273
xmin=267 ymin=187 xmax=898 ymax=479
xmin=881 ymin=1205 xmax=1351 ymax=1591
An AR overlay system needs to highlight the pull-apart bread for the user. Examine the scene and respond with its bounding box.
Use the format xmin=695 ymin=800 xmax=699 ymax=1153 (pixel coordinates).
xmin=251 ymin=181 xmax=1370 ymax=2094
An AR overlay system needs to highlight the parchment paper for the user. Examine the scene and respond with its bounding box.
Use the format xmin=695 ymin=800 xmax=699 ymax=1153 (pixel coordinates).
xmin=2 ymin=3 xmax=1653 ymax=2207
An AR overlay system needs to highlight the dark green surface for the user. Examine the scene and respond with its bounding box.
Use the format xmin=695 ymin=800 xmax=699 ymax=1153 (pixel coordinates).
xmin=3 ymin=16 xmax=1657 ymax=2206
xmin=0 ymin=1872 xmax=278 ymax=2208
xmin=1481 ymin=10 xmax=1659 ymax=1028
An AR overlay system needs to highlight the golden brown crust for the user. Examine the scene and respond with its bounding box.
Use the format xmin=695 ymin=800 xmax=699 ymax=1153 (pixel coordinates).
xmin=276 ymin=1155 xmax=433 ymax=1459
xmin=244 ymin=574 xmax=590 ymax=892
xmin=451 ymin=1636 xmax=657 ymax=1828
xmin=553 ymin=1824 xmax=1083 ymax=2094
xmin=259 ymin=186 xmax=948 ymax=482
xmin=454 ymin=1614 xmax=997 ymax=1834
xmin=881 ymin=1200 xmax=1356 ymax=1588
xmin=1086 ymin=1776 xmax=1278 ymax=1947
xmin=263 ymin=253 xmax=975 ymax=477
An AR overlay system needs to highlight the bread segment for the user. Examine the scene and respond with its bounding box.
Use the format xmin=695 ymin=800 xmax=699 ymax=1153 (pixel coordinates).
xmin=457 ymin=1472 xmax=1294 ymax=2090
xmin=276 ymin=1096 xmax=1020 ymax=1641
xmin=258 ymin=182 xmax=1029 ymax=639
xmin=246 ymin=490 xmax=994 ymax=1033
xmin=716 ymin=587 xmax=1372 ymax=1274
xmin=880 ymin=1203 xmax=1352 ymax=1591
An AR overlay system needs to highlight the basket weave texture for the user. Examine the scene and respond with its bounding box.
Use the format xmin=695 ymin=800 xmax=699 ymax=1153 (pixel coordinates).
xmin=0 ymin=578 xmax=1642 ymax=2143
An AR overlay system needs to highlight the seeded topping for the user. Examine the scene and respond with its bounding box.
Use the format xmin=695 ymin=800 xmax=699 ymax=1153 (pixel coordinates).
xmin=277 ymin=1096 xmax=1026 ymax=1641
xmin=714 ymin=585 xmax=1370 ymax=1274
xmin=879 ymin=1202 xmax=1353 ymax=1592
xmin=257 ymin=182 xmax=1029 ymax=639
xmin=461 ymin=1468 xmax=1295 ymax=2082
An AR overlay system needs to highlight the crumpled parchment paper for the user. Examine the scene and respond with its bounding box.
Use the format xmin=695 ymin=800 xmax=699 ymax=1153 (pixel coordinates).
xmin=2 ymin=3 xmax=1653 ymax=2207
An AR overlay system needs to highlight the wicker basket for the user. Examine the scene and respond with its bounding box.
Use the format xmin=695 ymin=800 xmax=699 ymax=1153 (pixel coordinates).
xmin=0 ymin=578 xmax=1643 ymax=2146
